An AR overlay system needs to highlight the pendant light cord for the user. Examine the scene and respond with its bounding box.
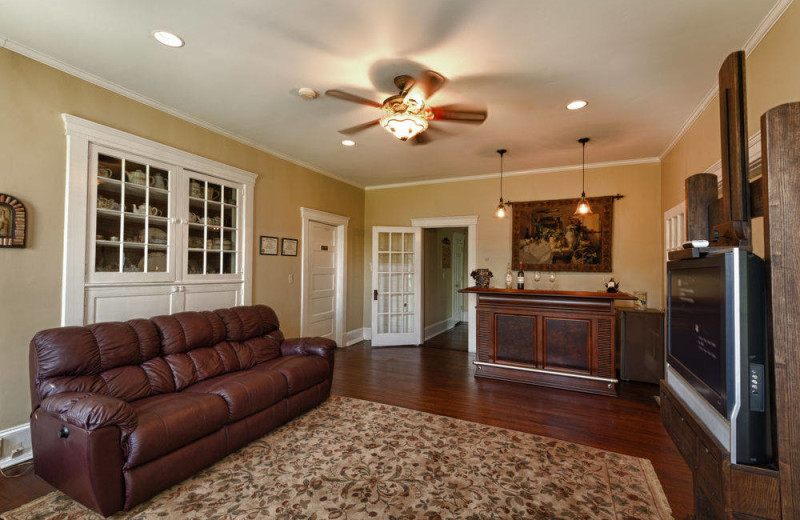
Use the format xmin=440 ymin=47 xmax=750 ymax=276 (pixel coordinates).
xmin=578 ymin=138 xmax=589 ymax=198
xmin=497 ymin=149 xmax=507 ymax=203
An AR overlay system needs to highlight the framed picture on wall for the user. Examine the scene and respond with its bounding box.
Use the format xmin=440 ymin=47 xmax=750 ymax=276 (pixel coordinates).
xmin=281 ymin=238 xmax=298 ymax=257
xmin=259 ymin=236 xmax=278 ymax=256
xmin=511 ymin=196 xmax=614 ymax=272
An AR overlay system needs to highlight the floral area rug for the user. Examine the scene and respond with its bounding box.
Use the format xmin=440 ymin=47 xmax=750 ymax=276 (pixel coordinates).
xmin=2 ymin=396 xmax=672 ymax=519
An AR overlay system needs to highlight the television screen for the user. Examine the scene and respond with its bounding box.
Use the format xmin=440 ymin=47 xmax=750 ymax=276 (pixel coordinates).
xmin=669 ymin=264 xmax=726 ymax=414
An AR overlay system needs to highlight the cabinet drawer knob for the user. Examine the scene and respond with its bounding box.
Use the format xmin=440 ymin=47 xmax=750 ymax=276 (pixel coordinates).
xmin=704 ymin=447 xmax=710 ymax=454
xmin=58 ymin=427 xmax=69 ymax=439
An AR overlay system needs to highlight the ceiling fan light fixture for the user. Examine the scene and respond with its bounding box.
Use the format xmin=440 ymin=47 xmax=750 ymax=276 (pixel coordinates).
xmin=380 ymin=112 xmax=429 ymax=141
xmin=152 ymin=30 xmax=185 ymax=48
xmin=494 ymin=149 xmax=509 ymax=219
xmin=566 ymin=100 xmax=588 ymax=110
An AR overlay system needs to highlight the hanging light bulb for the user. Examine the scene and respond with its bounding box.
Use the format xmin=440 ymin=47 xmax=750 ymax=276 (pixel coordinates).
xmin=574 ymin=138 xmax=593 ymax=215
xmin=495 ymin=149 xmax=508 ymax=218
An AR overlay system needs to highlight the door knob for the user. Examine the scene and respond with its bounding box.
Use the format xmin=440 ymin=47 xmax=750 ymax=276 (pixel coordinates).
xmin=373 ymin=289 xmax=378 ymax=301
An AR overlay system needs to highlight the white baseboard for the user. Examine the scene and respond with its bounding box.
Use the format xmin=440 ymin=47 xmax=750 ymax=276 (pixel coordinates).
xmin=343 ymin=328 xmax=366 ymax=347
xmin=363 ymin=328 xmax=372 ymax=341
xmin=0 ymin=423 xmax=32 ymax=470
xmin=424 ymin=316 xmax=457 ymax=341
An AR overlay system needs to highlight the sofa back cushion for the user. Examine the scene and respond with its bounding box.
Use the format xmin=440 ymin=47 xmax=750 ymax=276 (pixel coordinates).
xmin=30 ymin=305 xmax=286 ymax=408
xmin=30 ymin=319 xmax=174 ymax=409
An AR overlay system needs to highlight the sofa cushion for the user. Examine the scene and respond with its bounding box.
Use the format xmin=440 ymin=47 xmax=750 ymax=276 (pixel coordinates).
xmin=126 ymin=392 xmax=228 ymax=468
xmin=184 ymin=369 xmax=288 ymax=423
xmin=254 ymin=355 xmax=331 ymax=396
xmin=215 ymin=305 xmax=280 ymax=342
xmin=30 ymin=319 xmax=168 ymax=409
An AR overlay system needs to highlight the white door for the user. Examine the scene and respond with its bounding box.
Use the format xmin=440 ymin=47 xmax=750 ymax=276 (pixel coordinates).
xmin=304 ymin=221 xmax=338 ymax=340
xmin=452 ymin=232 xmax=466 ymax=322
xmin=371 ymin=226 xmax=423 ymax=346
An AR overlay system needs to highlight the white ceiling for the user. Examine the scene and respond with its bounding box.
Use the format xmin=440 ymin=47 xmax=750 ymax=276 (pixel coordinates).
xmin=0 ymin=0 xmax=781 ymax=187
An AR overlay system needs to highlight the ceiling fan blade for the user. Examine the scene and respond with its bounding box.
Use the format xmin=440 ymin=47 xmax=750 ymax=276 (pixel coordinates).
xmin=417 ymin=70 xmax=447 ymax=99
xmin=431 ymin=104 xmax=488 ymax=124
xmin=326 ymin=89 xmax=382 ymax=108
xmin=338 ymin=119 xmax=380 ymax=135
xmin=410 ymin=132 xmax=433 ymax=145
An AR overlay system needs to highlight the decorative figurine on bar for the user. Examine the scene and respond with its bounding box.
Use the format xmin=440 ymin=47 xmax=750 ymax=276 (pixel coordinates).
xmin=471 ymin=268 xmax=493 ymax=289
xmin=604 ymin=277 xmax=619 ymax=293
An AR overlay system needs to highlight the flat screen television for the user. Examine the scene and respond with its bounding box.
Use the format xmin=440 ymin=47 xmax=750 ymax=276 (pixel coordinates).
xmin=667 ymin=249 xmax=772 ymax=465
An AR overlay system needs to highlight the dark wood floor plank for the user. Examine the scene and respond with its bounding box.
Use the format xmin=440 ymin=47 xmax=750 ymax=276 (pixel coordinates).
xmin=0 ymin=326 xmax=693 ymax=518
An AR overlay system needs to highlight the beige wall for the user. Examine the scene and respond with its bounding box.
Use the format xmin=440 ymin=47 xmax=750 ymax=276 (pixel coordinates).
xmin=661 ymin=1 xmax=800 ymax=211
xmin=365 ymin=161 xmax=663 ymax=328
xmin=0 ymin=48 xmax=364 ymax=430
xmin=423 ymin=228 xmax=467 ymax=329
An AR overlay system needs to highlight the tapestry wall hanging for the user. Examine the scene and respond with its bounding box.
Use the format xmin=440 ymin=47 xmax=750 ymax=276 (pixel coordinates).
xmin=511 ymin=196 xmax=613 ymax=272
xmin=0 ymin=193 xmax=26 ymax=248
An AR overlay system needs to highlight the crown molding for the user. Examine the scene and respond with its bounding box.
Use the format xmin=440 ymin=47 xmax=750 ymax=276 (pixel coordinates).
xmin=364 ymin=157 xmax=660 ymax=191
xmin=0 ymin=36 xmax=364 ymax=190
xmin=659 ymin=0 xmax=794 ymax=160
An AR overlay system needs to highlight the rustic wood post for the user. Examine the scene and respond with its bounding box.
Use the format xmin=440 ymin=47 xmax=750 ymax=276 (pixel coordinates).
xmin=761 ymin=101 xmax=800 ymax=519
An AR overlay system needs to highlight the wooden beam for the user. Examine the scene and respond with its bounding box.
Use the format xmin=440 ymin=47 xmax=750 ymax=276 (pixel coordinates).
xmin=685 ymin=173 xmax=719 ymax=242
xmin=761 ymin=101 xmax=800 ymax=519
xmin=714 ymin=51 xmax=751 ymax=245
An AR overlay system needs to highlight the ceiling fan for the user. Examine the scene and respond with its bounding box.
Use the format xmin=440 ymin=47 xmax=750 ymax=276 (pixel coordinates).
xmin=326 ymin=70 xmax=488 ymax=144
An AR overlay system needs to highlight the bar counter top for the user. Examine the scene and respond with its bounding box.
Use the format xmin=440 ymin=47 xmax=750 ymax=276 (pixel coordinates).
xmin=459 ymin=287 xmax=636 ymax=300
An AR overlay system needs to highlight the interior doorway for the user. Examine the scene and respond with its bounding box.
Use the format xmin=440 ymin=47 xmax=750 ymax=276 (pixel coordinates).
xmin=421 ymin=227 xmax=468 ymax=348
xmin=300 ymin=207 xmax=349 ymax=349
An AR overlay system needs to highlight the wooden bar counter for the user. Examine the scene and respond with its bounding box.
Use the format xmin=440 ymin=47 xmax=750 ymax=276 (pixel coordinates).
xmin=460 ymin=287 xmax=636 ymax=396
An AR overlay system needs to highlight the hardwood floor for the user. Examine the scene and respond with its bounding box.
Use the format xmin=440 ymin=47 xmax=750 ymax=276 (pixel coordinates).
xmin=0 ymin=331 xmax=694 ymax=518
xmin=423 ymin=321 xmax=468 ymax=351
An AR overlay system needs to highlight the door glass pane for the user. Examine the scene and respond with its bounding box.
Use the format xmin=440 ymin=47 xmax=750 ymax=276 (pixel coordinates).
xmin=403 ymin=233 xmax=414 ymax=251
xmin=378 ymin=273 xmax=391 ymax=293
xmin=378 ymin=232 xmax=390 ymax=252
xmin=378 ymin=294 xmax=389 ymax=313
xmin=188 ymin=251 xmax=203 ymax=274
xmin=404 ymin=274 xmax=414 ymax=292
xmin=391 ymin=253 xmax=402 ymax=271
xmin=222 ymin=252 xmax=236 ymax=274
xmin=123 ymin=245 xmax=144 ymax=273
xmin=378 ymin=314 xmax=389 ymax=334
xmin=391 ymin=233 xmax=402 ymax=251
xmin=404 ymin=253 xmax=414 ymax=272
xmin=207 ymin=252 xmax=221 ymax=274
xmin=405 ymin=314 xmax=415 ymax=333
xmin=378 ymin=253 xmax=390 ymax=272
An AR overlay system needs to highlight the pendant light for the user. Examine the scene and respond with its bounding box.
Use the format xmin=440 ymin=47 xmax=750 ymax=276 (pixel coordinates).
xmin=574 ymin=138 xmax=592 ymax=215
xmin=495 ymin=149 xmax=508 ymax=218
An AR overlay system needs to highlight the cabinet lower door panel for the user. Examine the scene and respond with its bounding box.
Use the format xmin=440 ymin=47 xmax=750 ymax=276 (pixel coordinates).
xmin=85 ymin=285 xmax=177 ymax=324
xmin=542 ymin=317 xmax=591 ymax=373
xmin=495 ymin=314 xmax=535 ymax=364
xmin=182 ymin=284 xmax=242 ymax=312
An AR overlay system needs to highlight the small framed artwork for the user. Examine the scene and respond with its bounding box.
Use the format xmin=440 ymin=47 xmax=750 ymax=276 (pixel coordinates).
xmin=0 ymin=193 xmax=27 ymax=248
xmin=281 ymin=238 xmax=298 ymax=257
xmin=259 ymin=236 xmax=278 ymax=256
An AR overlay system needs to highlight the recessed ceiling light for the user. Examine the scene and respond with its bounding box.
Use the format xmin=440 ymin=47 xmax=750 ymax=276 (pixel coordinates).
xmin=298 ymin=88 xmax=318 ymax=100
xmin=566 ymin=100 xmax=588 ymax=110
xmin=342 ymin=139 xmax=356 ymax=147
xmin=152 ymin=30 xmax=185 ymax=48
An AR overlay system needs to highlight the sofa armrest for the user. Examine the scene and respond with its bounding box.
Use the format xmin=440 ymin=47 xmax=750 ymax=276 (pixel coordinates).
xmin=39 ymin=392 xmax=137 ymax=437
xmin=281 ymin=337 xmax=336 ymax=377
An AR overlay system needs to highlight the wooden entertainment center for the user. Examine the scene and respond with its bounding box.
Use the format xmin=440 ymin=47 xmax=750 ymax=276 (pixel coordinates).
xmin=662 ymin=50 xmax=800 ymax=519
xmin=462 ymin=287 xmax=634 ymax=396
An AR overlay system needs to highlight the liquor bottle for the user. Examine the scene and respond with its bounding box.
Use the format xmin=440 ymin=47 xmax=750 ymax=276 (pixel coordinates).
xmin=505 ymin=264 xmax=513 ymax=289
xmin=517 ymin=262 xmax=525 ymax=290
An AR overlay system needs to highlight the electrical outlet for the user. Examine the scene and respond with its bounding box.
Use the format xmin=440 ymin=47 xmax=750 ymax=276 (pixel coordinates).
xmin=10 ymin=444 xmax=23 ymax=458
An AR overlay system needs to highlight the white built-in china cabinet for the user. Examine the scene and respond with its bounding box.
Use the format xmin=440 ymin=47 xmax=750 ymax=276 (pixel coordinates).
xmin=62 ymin=115 xmax=256 ymax=326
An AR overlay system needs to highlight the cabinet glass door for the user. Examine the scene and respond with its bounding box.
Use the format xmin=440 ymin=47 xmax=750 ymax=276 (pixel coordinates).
xmin=90 ymin=146 xmax=174 ymax=282
xmin=371 ymin=226 xmax=422 ymax=346
xmin=185 ymin=172 xmax=240 ymax=278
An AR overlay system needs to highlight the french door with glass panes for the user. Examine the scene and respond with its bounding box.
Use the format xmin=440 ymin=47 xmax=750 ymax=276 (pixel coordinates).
xmin=182 ymin=170 xmax=243 ymax=281
xmin=371 ymin=226 xmax=422 ymax=346
xmin=88 ymin=145 xmax=177 ymax=283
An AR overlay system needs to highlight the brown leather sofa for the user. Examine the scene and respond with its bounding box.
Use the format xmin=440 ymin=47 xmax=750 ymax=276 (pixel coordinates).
xmin=29 ymin=305 xmax=335 ymax=516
